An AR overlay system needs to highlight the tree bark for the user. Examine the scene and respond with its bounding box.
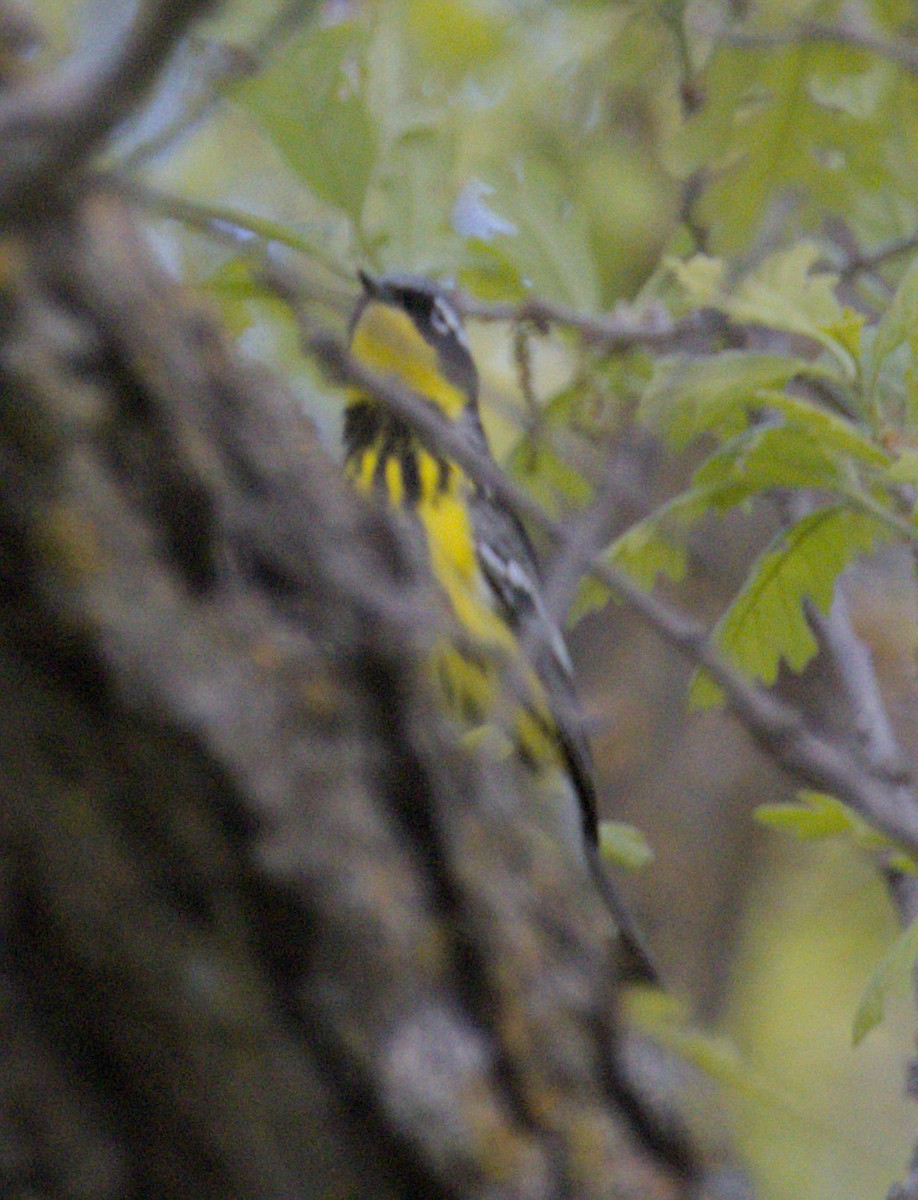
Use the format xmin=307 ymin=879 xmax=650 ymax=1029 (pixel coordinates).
xmin=0 ymin=9 xmax=696 ymax=1199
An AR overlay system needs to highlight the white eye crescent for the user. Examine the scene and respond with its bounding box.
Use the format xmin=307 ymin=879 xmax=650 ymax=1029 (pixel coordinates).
xmin=430 ymin=296 xmax=469 ymax=350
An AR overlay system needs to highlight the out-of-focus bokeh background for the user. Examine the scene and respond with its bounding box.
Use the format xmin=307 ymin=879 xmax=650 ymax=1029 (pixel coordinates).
xmin=29 ymin=0 xmax=918 ymax=1194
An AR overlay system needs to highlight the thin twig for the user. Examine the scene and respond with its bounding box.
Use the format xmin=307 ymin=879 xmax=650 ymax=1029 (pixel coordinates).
xmin=811 ymin=591 xmax=909 ymax=782
xmin=726 ymin=21 xmax=918 ymax=77
xmin=104 ymin=174 xmax=354 ymax=297
xmin=120 ymin=180 xmax=743 ymax=355
xmin=458 ymin=291 xmax=731 ymax=352
xmin=809 ymin=586 xmax=918 ymax=916
xmin=778 ymin=481 xmax=905 ymax=783
xmin=113 ymin=175 xmax=747 ymax=369
xmin=837 ymin=233 xmax=918 ymax=283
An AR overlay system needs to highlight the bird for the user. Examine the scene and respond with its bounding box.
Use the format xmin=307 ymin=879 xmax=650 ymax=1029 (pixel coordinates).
xmin=343 ymin=269 xmax=656 ymax=983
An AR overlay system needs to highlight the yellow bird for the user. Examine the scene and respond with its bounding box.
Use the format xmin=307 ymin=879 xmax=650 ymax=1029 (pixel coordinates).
xmin=345 ymin=270 xmax=656 ymax=983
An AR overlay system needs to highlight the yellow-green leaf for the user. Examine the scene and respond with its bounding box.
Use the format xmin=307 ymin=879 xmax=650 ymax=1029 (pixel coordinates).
xmin=754 ymin=791 xmax=887 ymax=846
xmin=870 ymin=253 xmax=918 ymax=379
xmin=691 ymin=507 xmax=891 ymax=708
xmin=639 ymin=352 xmax=818 ymax=451
xmin=623 ymin=990 xmax=799 ymax=1111
xmin=758 ymin=391 xmax=888 ymax=468
xmin=853 ymin=917 xmax=918 ymax=1044
xmin=599 ymin=821 xmax=655 ymax=871
xmin=887 ymin=447 xmax=918 ymax=484
xmin=238 ymin=24 xmax=376 ymax=223
xmin=570 ymin=488 xmax=710 ymax=624
xmin=726 ymin=244 xmax=853 ymax=375
xmin=665 ymin=252 xmax=725 ymax=305
xmin=755 ymin=792 xmax=856 ymax=838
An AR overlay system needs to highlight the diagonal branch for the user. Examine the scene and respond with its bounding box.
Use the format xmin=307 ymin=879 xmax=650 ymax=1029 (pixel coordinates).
xmin=836 ymin=233 xmax=918 ymax=283
xmin=811 ymin=590 xmax=910 ymax=782
xmin=120 ymin=0 xmax=320 ymax=171
xmin=809 ymin=590 xmax=918 ymax=909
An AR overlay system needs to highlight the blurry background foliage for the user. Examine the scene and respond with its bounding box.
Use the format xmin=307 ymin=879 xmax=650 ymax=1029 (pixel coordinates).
xmin=30 ymin=0 xmax=918 ymax=1196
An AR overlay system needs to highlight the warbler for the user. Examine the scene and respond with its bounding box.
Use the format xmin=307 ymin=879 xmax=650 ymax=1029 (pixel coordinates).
xmin=344 ymin=270 xmax=656 ymax=983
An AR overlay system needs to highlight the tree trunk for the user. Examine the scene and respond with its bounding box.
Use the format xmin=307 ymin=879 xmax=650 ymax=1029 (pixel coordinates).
xmin=0 ymin=9 xmax=696 ymax=1198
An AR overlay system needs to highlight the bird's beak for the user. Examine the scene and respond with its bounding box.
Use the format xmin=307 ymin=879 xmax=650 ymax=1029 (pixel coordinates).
xmin=357 ymin=268 xmax=379 ymax=298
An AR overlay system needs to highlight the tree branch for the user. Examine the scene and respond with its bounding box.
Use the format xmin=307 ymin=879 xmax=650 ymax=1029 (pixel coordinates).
xmin=726 ymin=21 xmax=918 ymax=77
xmin=0 ymin=0 xmax=215 ymax=215
xmin=0 ymin=188 xmax=700 ymax=1198
xmin=459 ymin=290 xmax=731 ymax=353
xmin=836 ymin=233 xmax=918 ymax=283
xmin=810 ymin=591 xmax=909 ymax=782
xmin=119 ymin=0 xmax=320 ymax=171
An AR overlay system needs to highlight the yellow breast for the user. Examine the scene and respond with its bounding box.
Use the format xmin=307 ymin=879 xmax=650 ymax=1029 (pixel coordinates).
xmin=349 ymin=301 xmax=468 ymax=419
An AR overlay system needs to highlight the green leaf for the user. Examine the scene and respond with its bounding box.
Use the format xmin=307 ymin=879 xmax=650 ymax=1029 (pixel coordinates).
xmin=691 ymin=506 xmax=891 ymax=708
xmin=569 ymin=575 xmax=612 ymax=626
xmin=886 ymin=447 xmax=918 ymax=484
xmin=599 ymin=821 xmax=655 ymax=871
xmin=623 ymin=990 xmax=800 ymax=1112
xmin=607 ymin=487 xmax=711 ymax=583
xmin=869 ymin=253 xmax=918 ymax=380
xmin=238 ymin=24 xmax=376 ymax=222
xmin=458 ymin=240 xmax=527 ymax=302
xmin=569 ymin=487 xmax=711 ymax=624
xmin=405 ymin=0 xmax=507 ymax=75
xmin=667 ymin=246 xmax=860 ymax=375
xmin=671 ymin=44 xmax=896 ymax=253
xmin=755 ymin=791 xmax=885 ymax=844
xmin=625 ymin=990 xmax=747 ymax=1083
xmin=694 ymin=422 xmax=844 ymax=497
xmin=888 ymin=852 xmax=918 ymax=877
xmin=370 ymin=125 xmax=454 ymax=271
xmin=757 ymin=392 xmax=889 ymax=468
xmin=482 ymin=158 xmax=601 ymax=309
xmin=607 ymin=515 xmax=688 ymax=591
xmin=506 ymin=438 xmax=592 ymax=517
xmin=758 ymin=791 xmax=918 ymax=880
xmin=728 ymin=244 xmax=845 ymax=353
xmin=808 ymin=64 xmax=888 ymax=120
xmin=690 ymin=403 xmax=888 ymax=506
xmin=665 ymin=252 xmax=724 ymax=307
xmin=853 ymin=917 xmax=918 ymax=1044
xmin=755 ymin=793 xmax=855 ymax=838
xmin=639 ymin=352 xmax=818 ymax=451
xmin=205 ymin=256 xmax=284 ymax=337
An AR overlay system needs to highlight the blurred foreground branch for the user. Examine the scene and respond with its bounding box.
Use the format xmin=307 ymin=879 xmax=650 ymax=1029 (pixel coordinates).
xmin=0 ymin=0 xmax=214 ymax=214
xmin=0 ymin=8 xmax=697 ymax=1195
xmin=0 ymin=185 xmax=698 ymax=1200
